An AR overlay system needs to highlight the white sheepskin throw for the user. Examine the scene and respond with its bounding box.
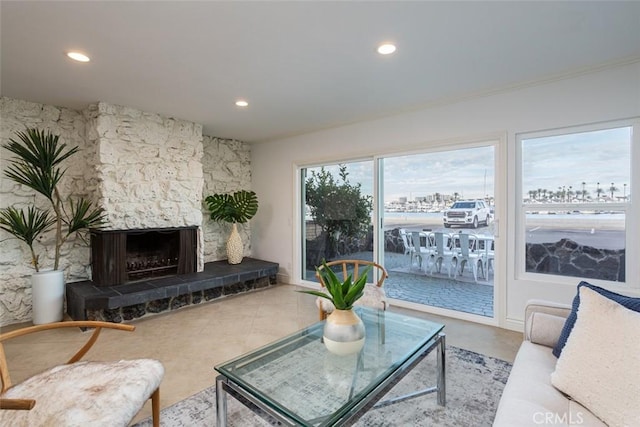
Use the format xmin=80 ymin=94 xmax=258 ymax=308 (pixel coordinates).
xmin=551 ymin=286 xmax=640 ymax=427
xmin=0 ymin=359 xmax=164 ymax=427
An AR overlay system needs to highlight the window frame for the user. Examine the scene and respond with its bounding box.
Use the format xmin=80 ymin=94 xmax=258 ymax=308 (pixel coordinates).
xmin=299 ymin=158 xmax=376 ymax=284
xmin=515 ymin=119 xmax=637 ymax=288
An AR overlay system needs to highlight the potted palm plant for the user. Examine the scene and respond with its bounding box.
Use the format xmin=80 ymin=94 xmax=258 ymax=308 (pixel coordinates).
xmin=299 ymin=260 xmax=371 ymax=355
xmin=0 ymin=128 xmax=105 ymax=324
xmin=205 ymin=190 xmax=258 ymax=264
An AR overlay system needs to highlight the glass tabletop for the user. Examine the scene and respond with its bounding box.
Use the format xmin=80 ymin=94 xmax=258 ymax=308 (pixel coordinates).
xmin=215 ymin=307 xmax=445 ymax=426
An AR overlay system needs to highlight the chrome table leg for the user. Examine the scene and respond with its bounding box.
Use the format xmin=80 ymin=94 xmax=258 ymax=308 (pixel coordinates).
xmin=437 ymin=332 xmax=446 ymax=406
xmin=216 ymin=376 xmax=228 ymax=427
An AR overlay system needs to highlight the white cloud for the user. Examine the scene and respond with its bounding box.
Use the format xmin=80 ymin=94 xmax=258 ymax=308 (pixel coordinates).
xmin=304 ymin=126 xmax=631 ymax=203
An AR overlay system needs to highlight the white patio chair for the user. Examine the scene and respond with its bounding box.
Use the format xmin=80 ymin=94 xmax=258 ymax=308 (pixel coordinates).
xmin=418 ymin=232 xmax=438 ymax=274
xmin=410 ymin=231 xmax=431 ymax=269
xmin=399 ymin=229 xmax=416 ymax=264
xmin=452 ymin=233 xmax=483 ymax=282
xmin=428 ymin=232 xmax=455 ymax=277
xmin=477 ymin=234 xmax=495 ymax=279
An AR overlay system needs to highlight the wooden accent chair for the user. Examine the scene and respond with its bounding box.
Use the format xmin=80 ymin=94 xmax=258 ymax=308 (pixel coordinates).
xmin=0 ymin=321 xmax=163 ymax=427
xmin=315 ymin=259 xmax=389 ymax=320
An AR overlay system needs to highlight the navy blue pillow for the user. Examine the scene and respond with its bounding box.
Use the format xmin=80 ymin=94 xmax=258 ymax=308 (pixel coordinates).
xmin=552 ymin=281 xmax=640 ymax=358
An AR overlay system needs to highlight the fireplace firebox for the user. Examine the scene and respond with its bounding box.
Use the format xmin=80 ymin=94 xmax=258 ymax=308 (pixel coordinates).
xmin=90 ymin=226 xmax=197 ymax=286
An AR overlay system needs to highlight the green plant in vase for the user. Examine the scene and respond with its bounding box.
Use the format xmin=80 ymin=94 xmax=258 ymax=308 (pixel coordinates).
xmin=299 ymin=260 xmax=371 ymax=356
xmin=205 ymin=190 xmax=258 ymax=264
xmin=0 ymin=128 xmax=105 ymax=323
xmin=299 ymin=260 xmax=370 ymax=310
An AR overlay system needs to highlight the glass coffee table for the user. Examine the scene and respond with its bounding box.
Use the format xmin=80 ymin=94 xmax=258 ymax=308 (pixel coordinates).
xmin=215 ymin=307 xmax=445 ymax=426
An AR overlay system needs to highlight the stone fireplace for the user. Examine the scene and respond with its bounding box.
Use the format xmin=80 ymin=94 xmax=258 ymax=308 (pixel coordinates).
xmin=1 ymin=98 xmax=253 ymax=326
xmin=90 ymin=227 xmax=198 ymax=286
xmin=85 ymin=102 xmax=207 ymax=272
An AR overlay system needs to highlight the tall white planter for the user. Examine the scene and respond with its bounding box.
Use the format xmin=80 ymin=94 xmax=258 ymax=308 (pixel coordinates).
xmin=226 ymin=223 xmax=244 ymax=264
xmin=31 ymin=269 xmax=65 ymax=324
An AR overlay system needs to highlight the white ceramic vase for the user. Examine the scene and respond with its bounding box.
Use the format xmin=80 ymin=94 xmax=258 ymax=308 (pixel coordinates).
xmin=226 ymin=223 xmax=244 ymax=264
xmin=31 ymin=269 xmax=65 ymax=324
xmin=323 ymin=309 xmax=366 ymax=356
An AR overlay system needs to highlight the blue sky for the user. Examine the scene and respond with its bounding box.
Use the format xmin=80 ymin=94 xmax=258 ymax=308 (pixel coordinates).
xmin=306 ymin=146 xmax=495 ymax=201
xmin=522 ymin=127 xmax=631 ymax=198
xmin=383 ymin=146 xmax=495 ymax=201
xmin=306 ymin=126 xmax=631 ymax=202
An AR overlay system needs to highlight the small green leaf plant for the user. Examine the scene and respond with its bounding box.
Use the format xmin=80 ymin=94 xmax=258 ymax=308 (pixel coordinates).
xmin=0 ymin=128 xmax=106 ymax=272
xmin=299 ymin=260 xmax=371 ymax=310
xmin=205 ymin=190 xmax=258 ymax=223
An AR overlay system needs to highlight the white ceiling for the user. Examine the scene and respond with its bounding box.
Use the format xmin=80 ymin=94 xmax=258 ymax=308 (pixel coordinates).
xmin=2 ymin=1 xmax=639 ymax=143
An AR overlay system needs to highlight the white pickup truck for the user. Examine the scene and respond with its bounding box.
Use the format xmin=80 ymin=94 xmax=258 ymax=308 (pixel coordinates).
xmin=443 ymin=200 xmax=492 ymax=228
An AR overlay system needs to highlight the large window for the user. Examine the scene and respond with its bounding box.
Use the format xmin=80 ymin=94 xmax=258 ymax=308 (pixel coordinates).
xmin=518 ymin=123 xmax=632 ymax=283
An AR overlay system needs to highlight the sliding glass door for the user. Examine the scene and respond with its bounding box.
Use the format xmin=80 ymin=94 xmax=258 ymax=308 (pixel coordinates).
xmin=300 ymin=142 xmax=498 ymax=320
xmin=379 ymin=144 xmax=496 ymax=318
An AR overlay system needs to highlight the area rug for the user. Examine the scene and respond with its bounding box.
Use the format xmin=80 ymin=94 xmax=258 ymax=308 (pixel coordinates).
xmin=133 ymin=346 xmax=511 ymax=427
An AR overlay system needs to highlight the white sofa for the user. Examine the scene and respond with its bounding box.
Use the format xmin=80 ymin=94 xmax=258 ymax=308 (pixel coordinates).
xmin=493 ymin=300 xmax=606 ymax=427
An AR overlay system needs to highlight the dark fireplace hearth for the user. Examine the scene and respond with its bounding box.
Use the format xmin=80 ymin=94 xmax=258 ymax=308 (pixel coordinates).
xmin=66 ymin=258 xmax=280 ymax=322
xmin=91 ymin=226 xmax=197 ymax=286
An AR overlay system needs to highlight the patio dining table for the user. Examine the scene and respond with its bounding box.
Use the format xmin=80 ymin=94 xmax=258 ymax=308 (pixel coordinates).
xmin=420 ymin=230 xmax=494 ymax=280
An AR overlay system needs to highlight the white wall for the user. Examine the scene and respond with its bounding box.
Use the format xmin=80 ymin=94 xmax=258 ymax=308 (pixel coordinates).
xmin=250 ymin=62 xmax=640 ymax=330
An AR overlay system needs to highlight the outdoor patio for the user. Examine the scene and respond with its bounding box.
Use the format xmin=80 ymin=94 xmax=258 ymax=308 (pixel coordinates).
xmin=384 ymin=252 xmax=494 ymax=317
xmin=305 ymin=251 xmax=494 ymax=318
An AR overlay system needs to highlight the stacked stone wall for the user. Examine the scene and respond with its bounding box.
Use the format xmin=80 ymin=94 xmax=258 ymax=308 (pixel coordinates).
xmin=526 ymin=239 xmax=625 ymax=282
xmin=91 ymin=102 xmax=204 ymax=231
xmin=201 ymin=135 xmax=252 ymax=263
xmin=86 ymin=275 xmax=276 ymax=323
xmin=305 ymin=227 xmax=403 ymax=268
xmin=384 ymin=228 xmax=406 ymax=254
xmin=0 ymin=97 xmax=252 ymax=326
xmin=0 ymin=97 xmax=92 ymax=324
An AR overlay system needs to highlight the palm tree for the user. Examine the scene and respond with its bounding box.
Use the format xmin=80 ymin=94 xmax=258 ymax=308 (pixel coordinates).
xmin=609 ymin=182 xmax=618 ymax=200
xmin=596 ymin=182 xmax=603 ymax=200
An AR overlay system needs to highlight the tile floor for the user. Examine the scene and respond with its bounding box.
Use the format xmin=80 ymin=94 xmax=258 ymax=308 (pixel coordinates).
xmin=1 ymin=284 xmax=522 ymax=424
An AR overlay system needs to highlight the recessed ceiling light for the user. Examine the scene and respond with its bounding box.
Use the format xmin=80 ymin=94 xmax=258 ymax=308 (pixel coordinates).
xmin=377 ymin=43 xmax=396 ymax=55
xmin=235 ymin=100 xmax=249 ymax=107
xmin=66 ymin=52 xmax=90 ymax=62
